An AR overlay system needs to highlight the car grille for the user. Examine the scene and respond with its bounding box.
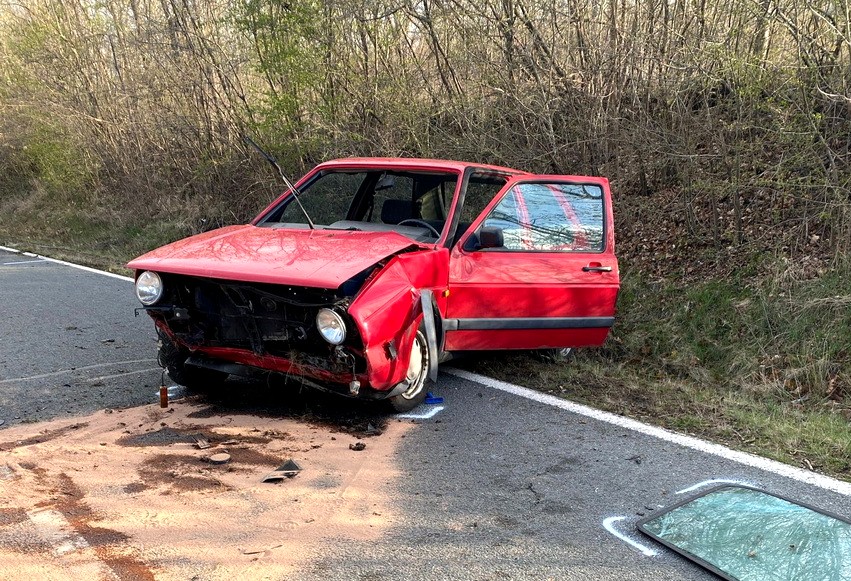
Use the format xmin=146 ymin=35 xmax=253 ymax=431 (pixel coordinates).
xmin=155 ymin=275 xmax=356 ymax=362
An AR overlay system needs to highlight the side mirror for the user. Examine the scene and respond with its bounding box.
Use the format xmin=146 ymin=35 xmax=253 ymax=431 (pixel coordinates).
xmin=477 ymin=226 xmax=504 ymax=249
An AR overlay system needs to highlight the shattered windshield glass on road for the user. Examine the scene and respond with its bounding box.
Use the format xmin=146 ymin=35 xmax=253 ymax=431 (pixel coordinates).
xmin=638 ymin=485 xmax=851 ymax=581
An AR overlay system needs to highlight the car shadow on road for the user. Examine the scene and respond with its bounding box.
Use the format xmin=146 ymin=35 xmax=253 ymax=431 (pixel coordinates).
xmin=179 ymin=374 xmax=391 ymax=437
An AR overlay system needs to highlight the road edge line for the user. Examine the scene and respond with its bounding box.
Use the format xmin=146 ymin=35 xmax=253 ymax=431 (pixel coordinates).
xmin=27 ymin=508 xmax=119 ymax=579
xmin=445 ymin=368 xmax=851 ymax=496
xmin=0 ymin=245 xmax=133 ymax=282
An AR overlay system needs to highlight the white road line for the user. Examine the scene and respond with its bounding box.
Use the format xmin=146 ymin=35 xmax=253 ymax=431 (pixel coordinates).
xmin=397 ymin=405 xmax=445 ymax=420
xmin=27 ymin=508 xmax=119 ymax=579
xmin=0 ymin=245 xmax=133 ymax=282
xmin=0 ymin=359 xmax=157 ymax=384
xmin=3 ymin=259 xmax=46 ymax=265
xmin=86 ymin=367 xmax=162 ymax=383
xmin=446 ymin=368 xmax=851 ymax=497
xmin=602 ymin=516 xmax=659 ymax=557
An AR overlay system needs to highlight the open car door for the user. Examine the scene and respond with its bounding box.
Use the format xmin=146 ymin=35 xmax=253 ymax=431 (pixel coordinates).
xmin=444 ymin=176 xmax=620 ymax=351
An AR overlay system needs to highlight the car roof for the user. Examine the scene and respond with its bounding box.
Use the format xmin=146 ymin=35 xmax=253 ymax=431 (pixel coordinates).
xmin=315 ymin=157 xmax=529 ymax=176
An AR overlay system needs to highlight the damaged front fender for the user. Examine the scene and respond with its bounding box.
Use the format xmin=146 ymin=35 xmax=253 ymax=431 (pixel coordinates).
xmin=348 ymin=249 xmax=447 ymax=390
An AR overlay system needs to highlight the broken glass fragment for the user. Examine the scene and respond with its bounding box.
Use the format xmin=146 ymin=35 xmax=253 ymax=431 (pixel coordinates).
xmin=638 ymin=485 xmax=851 ymax=580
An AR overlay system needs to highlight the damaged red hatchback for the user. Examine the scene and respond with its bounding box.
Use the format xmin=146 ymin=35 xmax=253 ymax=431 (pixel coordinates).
xmin=129 ymin=158 xmax=620 ymax=411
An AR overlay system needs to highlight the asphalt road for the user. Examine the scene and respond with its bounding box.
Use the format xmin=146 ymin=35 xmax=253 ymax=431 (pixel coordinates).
xmin=2 ymin=246 xmax=851 ymax=580
xmin=0 ymin=250 xmax=160 ymax=423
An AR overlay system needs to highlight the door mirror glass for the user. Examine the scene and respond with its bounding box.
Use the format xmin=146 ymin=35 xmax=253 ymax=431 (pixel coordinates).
xmin=463 ymin=226 xmax=504 ymax=251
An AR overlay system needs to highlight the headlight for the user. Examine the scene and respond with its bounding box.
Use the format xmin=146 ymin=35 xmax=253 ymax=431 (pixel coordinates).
xmin=135 ymin=271 xmax=164 ymax=305
xmin=316 ymin=308 xmax=346 ymax=345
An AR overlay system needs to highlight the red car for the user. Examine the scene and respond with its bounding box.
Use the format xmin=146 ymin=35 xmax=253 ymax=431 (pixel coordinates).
xmin=129 ymin=158 xmax=620 ymax=411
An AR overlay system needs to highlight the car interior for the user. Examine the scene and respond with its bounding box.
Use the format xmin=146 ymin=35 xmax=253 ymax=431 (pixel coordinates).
xmin=260 ymin=168 xmax=509 ymax=247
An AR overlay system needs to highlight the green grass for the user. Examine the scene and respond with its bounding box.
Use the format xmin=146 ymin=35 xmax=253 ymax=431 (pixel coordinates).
xmin=0 ymin=184 xmax=197 ymax=274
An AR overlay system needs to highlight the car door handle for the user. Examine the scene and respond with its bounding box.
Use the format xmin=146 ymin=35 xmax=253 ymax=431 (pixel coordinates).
xmin=582 ymin=265 xmax=612 ymax=273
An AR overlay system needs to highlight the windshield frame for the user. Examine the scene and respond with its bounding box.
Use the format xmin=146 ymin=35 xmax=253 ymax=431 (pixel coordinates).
xmin=253 ymin=164 xmax=465 ymax=245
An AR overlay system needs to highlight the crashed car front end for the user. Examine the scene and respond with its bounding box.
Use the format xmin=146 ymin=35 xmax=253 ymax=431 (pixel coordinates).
xmin=129 ymin=156 xmax=620 ymax=410
xmin=138 ymin=272 xmax=367 ymax=385
xmin=129 ymin=225 xmax=445 ymax=407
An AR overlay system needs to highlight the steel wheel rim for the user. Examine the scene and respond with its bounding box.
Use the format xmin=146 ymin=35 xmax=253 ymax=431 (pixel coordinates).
xmin=399 ymin=333 xmax=428 ymax=400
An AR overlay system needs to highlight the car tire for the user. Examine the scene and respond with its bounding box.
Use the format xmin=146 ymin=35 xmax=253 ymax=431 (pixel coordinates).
xmin=387 ymin=329 xmax=431 ymax=413
xmin=536 ymin=347 xmax=574 ymax=363
xmin=157 ymin=335 xmax=228 ymax=390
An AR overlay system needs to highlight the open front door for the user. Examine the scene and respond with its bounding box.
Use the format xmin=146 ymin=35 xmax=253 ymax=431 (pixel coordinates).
xmin=444 ymin=176 xmax=620 ymax=352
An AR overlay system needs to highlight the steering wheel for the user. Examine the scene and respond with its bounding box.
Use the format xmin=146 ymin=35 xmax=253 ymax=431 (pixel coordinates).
xmin=397 ymin=219 xmax=441 ymax=239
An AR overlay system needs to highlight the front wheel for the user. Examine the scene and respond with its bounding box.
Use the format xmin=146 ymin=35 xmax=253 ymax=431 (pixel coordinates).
xmin=387 ymin=329 xmax=431 ymax=413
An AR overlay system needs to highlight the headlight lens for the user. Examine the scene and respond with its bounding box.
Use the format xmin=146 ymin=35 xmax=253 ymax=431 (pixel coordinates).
xmin=135 ymin=271 xmax=164 ymax=305
xmin=316 ymin=308 xmax=346 ymax=345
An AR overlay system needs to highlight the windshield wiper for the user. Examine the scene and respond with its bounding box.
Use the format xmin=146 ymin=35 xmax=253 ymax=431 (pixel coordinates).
xmin=243 ymin=135 xmax=315 ymax=230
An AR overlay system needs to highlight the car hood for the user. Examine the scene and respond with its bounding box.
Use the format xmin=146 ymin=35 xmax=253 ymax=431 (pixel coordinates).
xmin=127 ymin=225 xmax=421 ymax=289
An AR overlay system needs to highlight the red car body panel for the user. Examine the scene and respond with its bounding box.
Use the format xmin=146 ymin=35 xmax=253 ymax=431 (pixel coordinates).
xmin=348 ymin=248 xmax=451 ymax=388
xmin=130 ymin=158 xmax=620 ymax=398
xmin=444 ymin=174 xmax=619 ymax=351
xmin=127 ymin=224 xmax=418 ymax=289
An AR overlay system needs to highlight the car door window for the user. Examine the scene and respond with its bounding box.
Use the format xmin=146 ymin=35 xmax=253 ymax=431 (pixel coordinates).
xmin=459 ymin=175 xmax=509 ymax=224
xmin=481 ymin=182 xmax=605 ymax=252
xmin=453 ymin=174 xmax=509 ymax=243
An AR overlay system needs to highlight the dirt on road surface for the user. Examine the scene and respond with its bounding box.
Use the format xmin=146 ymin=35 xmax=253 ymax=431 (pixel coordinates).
xmin=0 ymin=395 xmax=410 ymax=579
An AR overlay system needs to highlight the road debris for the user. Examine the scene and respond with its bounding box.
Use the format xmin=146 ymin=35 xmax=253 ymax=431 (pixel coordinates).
xmin=262 ymin=459 xmax=302 ymax=483
xmin=208 ymin=453 xmax=231 ymax=464
xmin=638 ymin=484 xmax=851 ymax=579
xmin=349 ymin=442 xmax=366 ymax=451
xmin=425 ymin=392 xmax=444 ymax=404
xmin=242 ymin=544 xmax=283 ymax=555
xmin=0 ymin=402 xmax=407 ymax=579
xmin=365 ymin=423 xmax=381 ymax=436
xmin=192 ymin=434 xmax=211 ymax=450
